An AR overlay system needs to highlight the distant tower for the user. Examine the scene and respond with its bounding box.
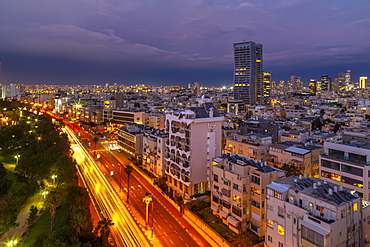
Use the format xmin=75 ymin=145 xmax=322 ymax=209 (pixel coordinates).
xmin=309 ymin=79 xmax=317 ymax=95
xmin=191 ymin=82 xmax=201 ymax=97
xmin=10 ymin=83 xmax=16 ymax=97
xmin=290 ymin=75 xmax=302 ymax=91
xmin=360 ymin=76 xmax=368 ymax=89
xmin=233 ymin=41 xmax=263 ymax=105
xmin=263 ymin=71 xmax=271 ymax=99
xmin=345 ymin=70 xmax=352 ymax=90
xmin=321 ymin=74 xmax=332 ymax=91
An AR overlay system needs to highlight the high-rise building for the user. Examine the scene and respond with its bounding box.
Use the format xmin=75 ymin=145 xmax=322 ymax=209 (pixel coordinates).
xmin=360 ymin=76 xmax=368 ymax=89
xmin=320 ymin=74 xmax=331 ymax=91
xmin=164 ymin=103 xmax=223 ymax=196
xmin=309 ymin=79 xmax=317 ymax=95
xmin=263 ymin=70 xmax=271 ymax=99
xmin=290 ymin=75 xmax=302 ymax=91
xmin=345 ymin=70 xmax=352 ymax=90
xmin=233 ymin=41 xmax=263 ymax=105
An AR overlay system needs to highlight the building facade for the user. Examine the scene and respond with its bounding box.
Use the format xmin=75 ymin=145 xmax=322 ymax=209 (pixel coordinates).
xmin=233 ymin=41 xmax=263 ymax=105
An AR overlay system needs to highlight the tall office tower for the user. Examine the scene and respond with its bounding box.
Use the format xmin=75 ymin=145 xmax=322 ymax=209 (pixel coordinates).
xmin=233 ymin=41 xmax=262 ymax=105
xmin=309 ymin=79 xmax=317 ymax=95
xmin=164 ymin=103 xmax=223 ymax=196
xmin=191 ymin=82 xmax=201 ymax=97
xmin=263 ymin=71 xmax=271 ymax=99
xmin=338 ymin=72 xmax=346 ymax=87
xmin=290 ymin=75 xmax=302 ymax=91
xmin=332 ymin=78 xmax=340 ymax=91
xmin=360 ymin=76 xmax=368 ymax=89
xmin=345 ymin=69 xmax=352 ymax=90
xmin=320 ymin=74 xmax=331 ymax=91
xmin=10 ymin=83 xmax=16 ymax=97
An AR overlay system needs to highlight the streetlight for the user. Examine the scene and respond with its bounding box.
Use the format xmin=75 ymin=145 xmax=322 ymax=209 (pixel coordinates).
xmin=51 ymin=175 xmax=57 ymax=186
xmin=14 ymin=155 xmax=20 ymax=166
xmin=42 ymin=190 xmax=49 ymax=198
xmin=7 ymin=240 xmax=17 ymax=246
xmin=143 ymin=194 xmax=152 ymax=226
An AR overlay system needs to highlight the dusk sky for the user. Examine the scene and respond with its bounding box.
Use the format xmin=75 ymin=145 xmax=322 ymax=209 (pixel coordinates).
xmin=1 ymin=0 xmax=370 ymax=86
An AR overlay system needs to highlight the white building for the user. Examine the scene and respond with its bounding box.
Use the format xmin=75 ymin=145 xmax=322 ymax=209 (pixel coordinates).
xmin=164 ymin=103 xmax=223 ymax=196
xmin=142 ymin=129 xmax=168 ymax=177
xmin=211 ymin=154 xmax=285 ymax=236
xmin=265 ymin=176 xmax=370 ymax=247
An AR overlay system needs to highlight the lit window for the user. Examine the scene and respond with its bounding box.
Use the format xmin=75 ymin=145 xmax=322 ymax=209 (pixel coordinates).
xmin=278 ymin=225 xmax=285 ymax=235
xmin=354 ymin=203 xmax=358 ymax=211
xmin=267 ymin=220 xmax=274 ymax=228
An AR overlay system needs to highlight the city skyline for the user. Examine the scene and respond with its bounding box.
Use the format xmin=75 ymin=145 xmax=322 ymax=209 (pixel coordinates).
xmin=0 ymin=0 xmax=370 ymax=86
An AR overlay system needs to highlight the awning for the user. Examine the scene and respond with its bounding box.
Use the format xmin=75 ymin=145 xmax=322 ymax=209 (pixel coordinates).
xmin=210 ymin=204 xmax=219 ymax=212
xmin=301 ymin=219 xmax=331 ymax=236
xmin=220 ymin=210 xmax=229 ymax=218
xmin=227 ymin=215 xmax=240 ymax=227
xmin=268 ymin=154 xmax=278 ymax=157
xmin=291 ymin=159 xmax=303 ymax=163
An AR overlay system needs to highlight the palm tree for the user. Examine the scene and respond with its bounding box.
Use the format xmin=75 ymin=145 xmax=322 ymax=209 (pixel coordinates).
xmin=70 ymin=206 xmax=91 ymax=239
xmin=125 ymin=165 xmax=133 ymax=203
xmin=48 ymin=191 xmax=61 ymax=231
xmin=97 ymin=217 xmax=114 ymax=246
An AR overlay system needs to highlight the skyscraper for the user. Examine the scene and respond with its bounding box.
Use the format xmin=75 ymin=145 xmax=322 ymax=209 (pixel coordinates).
xmin=263 ymin=70 xmax=271 ymax=99
xmin=320 ymin=74 xmax=331 ymax=91
xmin=359 ymin=76 xmax=368 ymax=89
xmin=233 ymin=41 xmax=263 ymax=105
xmin=309 ymin=79 xmax=317 ymax=95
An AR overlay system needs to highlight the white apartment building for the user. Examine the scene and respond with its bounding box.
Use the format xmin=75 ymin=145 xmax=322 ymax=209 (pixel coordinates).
xmin=211 ymin=154 xmax=285 ymax=236
xmin=164 ymin=103 xmax=223 ymax=196
xmin=320 ymin=140 xmax=370 ymax=201
xmin=142 ymin=129 xmax=168 ymax=177
xmin=266 ymin=176 xmax=370 ymax=247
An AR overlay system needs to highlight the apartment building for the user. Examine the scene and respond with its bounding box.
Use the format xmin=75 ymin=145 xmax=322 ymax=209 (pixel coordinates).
xmin=240 ymin=117 xmax=279 ymax=142
xmin=268 ymin=141 xmax=323 ymax=177
xmin=211 ymin=154 xmax=285 ymax=236
xmin=142 ymin=129 xmax=168 ymax=177
xmin=224 ymin=133 xmax=271 ymax=162
xmin=117 ymin=123 xmax=144 ymax=158
xmin=265 ymin=176 xmax=370 ymax=247
xmin=164 ymin=103 xmax=223 ymax=196
xmin=320 ymin=140 xmax=370 ymax=201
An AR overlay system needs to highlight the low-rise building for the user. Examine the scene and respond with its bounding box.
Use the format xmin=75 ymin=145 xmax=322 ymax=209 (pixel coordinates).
xmin=142 ymin=129 xmax=168 ymax=177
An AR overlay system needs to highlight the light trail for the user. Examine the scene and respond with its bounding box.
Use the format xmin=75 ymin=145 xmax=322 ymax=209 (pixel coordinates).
xmin=63 ymin=126 xmax=152 ymax=247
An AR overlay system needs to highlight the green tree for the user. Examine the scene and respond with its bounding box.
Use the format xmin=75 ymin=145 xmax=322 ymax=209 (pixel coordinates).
xmin=69 ymin=206 xmax=92 ymax=239
xmin=0 ymin=163 xmax=12 ymax=195
xmin=281 ymin=163 xmax=301 ymax=177
xmin=125 ymin=165 xmax=133 ymax=203
xmin=27 ymin=205 xmax=39 ymax=225
xmin=47 ymin=191 xmax=62 ymax=231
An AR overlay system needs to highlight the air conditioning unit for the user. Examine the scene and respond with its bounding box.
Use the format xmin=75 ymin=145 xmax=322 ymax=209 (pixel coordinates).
xmin=364 ymin=239 xmax=369 ymax=244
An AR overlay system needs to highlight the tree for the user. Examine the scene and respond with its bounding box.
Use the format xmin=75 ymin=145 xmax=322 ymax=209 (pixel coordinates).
xmin=96 ymin=217 xmax=114 ymax=247
xmin=27 ymin=205 xmax=39 ymax=225
xmin=0 ymin=163 xmax=11 ymax=195
xmin=48 ymin=190 xmax=62 ymax=231
xmin=281 ymin=163 xmax=301 ymax=177
xmin=69 ymin=206 xmax=92 ymax=239
xmin=125 ymin=165 xmax=133 ymax=203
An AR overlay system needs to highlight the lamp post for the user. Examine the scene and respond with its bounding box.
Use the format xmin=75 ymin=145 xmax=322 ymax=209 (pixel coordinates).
xmin=14 ymin=155 xmax=20 ymax=166
xmin=51 ymin=175 xmax=57 ymax=186
xmin=143 ymin=195 xmax=152 ymax=226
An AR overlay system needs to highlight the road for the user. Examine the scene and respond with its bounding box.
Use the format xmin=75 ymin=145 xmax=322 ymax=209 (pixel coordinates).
xmin=45 ymin=110 xmax=212 ymax=247
xmin=64 ymin=126 xmax=152 ymax=247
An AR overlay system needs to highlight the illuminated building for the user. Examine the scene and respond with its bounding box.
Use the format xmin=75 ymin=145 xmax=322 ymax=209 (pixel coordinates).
xmin=263 ymin=70 xmax=271 ymax=99
xmin=233 ymin=41 xmax=263 ymax=105
xmin=360 ymin=76 xmax=368 ymax=89
xmin=320 ymin=74 xmax=331 ymax=91
xmin=290 ymin=75 xmax=302 ymax=91
xmin=320 ymin=138 xmax=370 ymax=201
xmin=265 ymin=176 xmax=370 ymax=247
xmin=309 ymin=79 xmax=317 ymax=95
xmin=164 ymin=103 xmax=223 ymax=196
xmin=211 ymin=154 xmax=285 ymax=236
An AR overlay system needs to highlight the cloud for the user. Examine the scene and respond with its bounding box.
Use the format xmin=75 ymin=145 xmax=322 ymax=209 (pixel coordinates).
xmin=345 ymin=17 xmax=370 ymax=27
xmin=237 ymin=2 xmax=255 ymax=8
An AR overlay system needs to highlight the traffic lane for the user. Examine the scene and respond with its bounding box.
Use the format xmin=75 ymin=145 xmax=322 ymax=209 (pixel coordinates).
xmin=107 ymin=155 xmax=210 ymax=247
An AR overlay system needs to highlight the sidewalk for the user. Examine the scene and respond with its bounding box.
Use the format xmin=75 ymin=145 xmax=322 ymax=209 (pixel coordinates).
xmin=0 ymin=193 xmax=43 ymax=246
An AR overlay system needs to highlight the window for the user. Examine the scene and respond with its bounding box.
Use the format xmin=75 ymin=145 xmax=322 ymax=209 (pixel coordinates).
xmin=267 ymin=204 xmax=273 ymax=211
xmin=267 ymin=235 xmax=273 ymax=242
xmin=302 ymin=225 xmax=324 ymax=247
xmin=278 ymin=242 xmax=284 ymax=247
xmin=251 ymin=175 xmax=260 ymax=185
xmin=233 ymin=183 xmax=240 ymax=191
xmin=316 ymin=205 xmax=324 ymax=212
xmin=214 ymin=174 xmax=218 ymax=182
xmin=341 ymin=165 xmax=363 ymax=177
xmin=278 ymin=206 xmax=284 ymax=218
xmin=214 ymin=185 xmax=219 ymax=190
xmin=222 ymin=188 xmax=231 ymax=197
xmin=232 ymin=206 xmax=242 ymax=217
xmin=267 ymin=220 xmax=274 ymax=228
xmin=212 ymin=195 xmax=219 ymax=204
xmin=251 ymin=199 xmax=260 ymax=209
xmin=222 ymin=200 xmax=231 ymax=209
xmin=278 ymin=225 xmax=284 ymax=235
xmin=353 ymin=203 xmax=358 ymax=211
